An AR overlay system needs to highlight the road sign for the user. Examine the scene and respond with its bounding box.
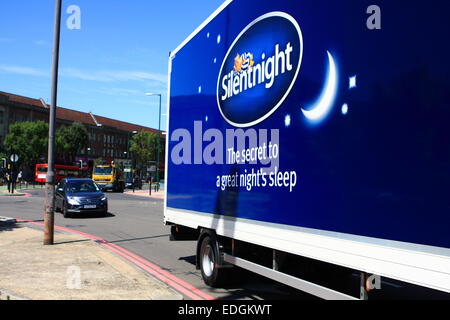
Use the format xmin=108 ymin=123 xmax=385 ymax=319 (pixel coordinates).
xmin=10 ymin=154 xmax=19 ymax=163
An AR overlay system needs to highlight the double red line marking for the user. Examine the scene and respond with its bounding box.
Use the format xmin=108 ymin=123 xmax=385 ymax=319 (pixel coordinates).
xmin=17 ymin=219 xmax=215 ymax=301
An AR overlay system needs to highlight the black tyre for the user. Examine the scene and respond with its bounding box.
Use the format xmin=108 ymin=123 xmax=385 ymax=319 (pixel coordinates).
xmin=62 ymin=202 xmax=71 ymax=218
xmin=199 ymin=235 xmax=227 ymax=287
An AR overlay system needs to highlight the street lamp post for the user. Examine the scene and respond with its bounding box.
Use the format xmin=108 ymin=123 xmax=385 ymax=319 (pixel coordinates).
xmin=145 ymin=93 xmax=162 ymax=191
xmin=44 ymin=0 xmax=62 ymax=246
xmin=127 ymin=130 xmax=137 ymax=160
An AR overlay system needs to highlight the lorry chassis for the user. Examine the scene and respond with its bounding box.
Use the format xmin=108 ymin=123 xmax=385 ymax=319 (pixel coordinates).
xmin=171 ymin=225 xmax=380 ymax=300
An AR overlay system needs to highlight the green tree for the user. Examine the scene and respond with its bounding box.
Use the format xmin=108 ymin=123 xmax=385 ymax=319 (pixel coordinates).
xmin=56 ymin=122 xmax=89 ymax=164
xmin=129 ymin=131 xmax=157 ymax=171
xmin=3 ymin=121 xmax=49 ymax=169
xmin=0 ymin=151 xmax=6 ymax=162
xmin=0 ymin=151 xmax=7 ymax=173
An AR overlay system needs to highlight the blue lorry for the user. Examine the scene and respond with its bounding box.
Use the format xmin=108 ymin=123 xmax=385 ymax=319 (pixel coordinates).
xmin=164 ymin=0 xmax=450 ymax=299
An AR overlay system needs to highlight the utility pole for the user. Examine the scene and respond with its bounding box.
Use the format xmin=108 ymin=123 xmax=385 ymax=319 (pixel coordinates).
xmin=44 ymin=0 xmax=62 ymax=245
xmin=156 ymin=93 xmax=161 ymax=191
xmin=145 ymin=92 xmax=162 ymax=192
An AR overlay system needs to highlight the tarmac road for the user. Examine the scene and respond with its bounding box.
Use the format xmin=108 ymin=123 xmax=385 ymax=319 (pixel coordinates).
xmin=1 ymin=188 xmax=449 ymax=300
xmin=0 ymin=188 xmax=313 ymax=300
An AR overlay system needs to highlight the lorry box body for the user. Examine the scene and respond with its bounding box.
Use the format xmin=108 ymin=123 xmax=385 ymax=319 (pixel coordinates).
xmin=164 ymin=0 xmax=450 ymax=297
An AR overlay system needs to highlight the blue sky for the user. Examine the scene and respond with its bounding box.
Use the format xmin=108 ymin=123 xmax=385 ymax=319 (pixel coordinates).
xmin=0 ymin=0 xmax=224 ymax=130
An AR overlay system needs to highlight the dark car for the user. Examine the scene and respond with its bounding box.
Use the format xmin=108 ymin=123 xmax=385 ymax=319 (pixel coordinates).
xmin=55 ymin=177 xmax=108 ymax=218
xmin=125 ymin=175 xmax=142 ymax=190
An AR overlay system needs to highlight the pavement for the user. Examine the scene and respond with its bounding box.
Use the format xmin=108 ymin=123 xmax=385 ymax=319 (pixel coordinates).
xmin=0 ymin=188 xmax=313 ymax=300
xmin=0 ymin=221 xmax=182 ymax=300
xmin=124 ymin=188 xmax=165 ymax=199
xmin=0 ymin=184 xmax=41 ymax=197
xmin=0 ymin=184 xmax=165 ymax=198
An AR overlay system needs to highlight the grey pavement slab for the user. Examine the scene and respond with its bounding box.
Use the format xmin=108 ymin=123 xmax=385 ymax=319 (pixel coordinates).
xmin=0 ymin=226 xmax=182 ymax=300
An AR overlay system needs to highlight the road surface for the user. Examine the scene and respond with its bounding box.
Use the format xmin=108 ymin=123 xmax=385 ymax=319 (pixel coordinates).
xmin=1 ymin=188 xmax=448 ymax=300
xmin=0 ymin=188 xmax=313 ymax=300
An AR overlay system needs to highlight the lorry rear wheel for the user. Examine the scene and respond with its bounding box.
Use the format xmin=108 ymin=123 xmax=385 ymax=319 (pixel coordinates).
xmin=199 ymin=235 xmax=227 ymax=287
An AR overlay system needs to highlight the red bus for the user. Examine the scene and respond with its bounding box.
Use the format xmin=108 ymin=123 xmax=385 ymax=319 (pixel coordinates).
xmin=35 ymin=164 xmax=88 ymax=183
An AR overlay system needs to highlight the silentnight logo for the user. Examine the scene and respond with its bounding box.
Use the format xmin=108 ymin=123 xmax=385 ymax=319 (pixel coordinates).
xmin=216 ymin=12 xmax=302 ymax=128
xmin=221 ymin=42 xmax=294 ymax=100
xmin=169 ymin=12 xmax=302 ymax=194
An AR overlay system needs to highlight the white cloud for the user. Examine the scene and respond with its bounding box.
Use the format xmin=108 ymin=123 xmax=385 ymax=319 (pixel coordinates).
xmin=0 ymin=64 xmax=48 ymax=76
xmin=0 ymin=64 xmax=167 ymax=99
xmin=33 ymin=40 xmax=48 ymax=46
xmin=61 ymin=67 xmax=167 ymax=84
xmin=128 ymin=99 xmax=164 ymax=106
xmin=94 ymin=87 xmax=142 ymax=96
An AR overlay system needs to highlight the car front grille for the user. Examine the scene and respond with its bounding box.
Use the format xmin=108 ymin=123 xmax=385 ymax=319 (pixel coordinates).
xmin=77 ymin=198 xmax=101 ymax=205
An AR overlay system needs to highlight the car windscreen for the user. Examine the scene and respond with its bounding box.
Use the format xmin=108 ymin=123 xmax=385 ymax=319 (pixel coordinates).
xmin=94 ymin=167 xmax=112 ymax=175
xmin=66 ymin=181 xmax=100 ymax=193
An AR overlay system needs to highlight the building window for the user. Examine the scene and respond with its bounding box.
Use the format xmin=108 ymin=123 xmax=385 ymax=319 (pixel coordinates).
xmin=0 ymin=110 xmax=3 ymax=124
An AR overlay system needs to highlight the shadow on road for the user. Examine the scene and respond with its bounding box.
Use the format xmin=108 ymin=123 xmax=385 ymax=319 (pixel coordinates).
xmin=178 ymin=255 xmax=196 ymax=266
xmin=54 ymin=238 xmax=91 ymax=245
xmin=108 ymin=234 xmax=170 ymax=244
xmin=0 ymin=223 xmax=21 ymax=233
xmin=64 ymin=212 xmax=116 ymax=219
xmin=17 ymin=219 xmax=44 ymax=223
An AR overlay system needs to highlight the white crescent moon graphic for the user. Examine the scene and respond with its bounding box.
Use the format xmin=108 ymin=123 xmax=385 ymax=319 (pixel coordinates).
xmin=301 ymin=51 xmax=338 ymax=122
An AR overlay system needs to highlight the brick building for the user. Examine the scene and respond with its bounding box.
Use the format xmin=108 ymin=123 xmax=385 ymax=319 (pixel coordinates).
xmin=0 ymin=91 xmax=165 ymax=177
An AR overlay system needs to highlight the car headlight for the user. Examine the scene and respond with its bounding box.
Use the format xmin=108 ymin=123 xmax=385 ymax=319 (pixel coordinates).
xmin=101 ymin=196 xmax=107 ymax=201
xmin=67 ymin=197 xmax=79 ymax=205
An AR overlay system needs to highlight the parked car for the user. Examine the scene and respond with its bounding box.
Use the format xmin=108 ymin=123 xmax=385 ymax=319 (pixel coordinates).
xmin=55 ymin=177 xmax=108 ymax=218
